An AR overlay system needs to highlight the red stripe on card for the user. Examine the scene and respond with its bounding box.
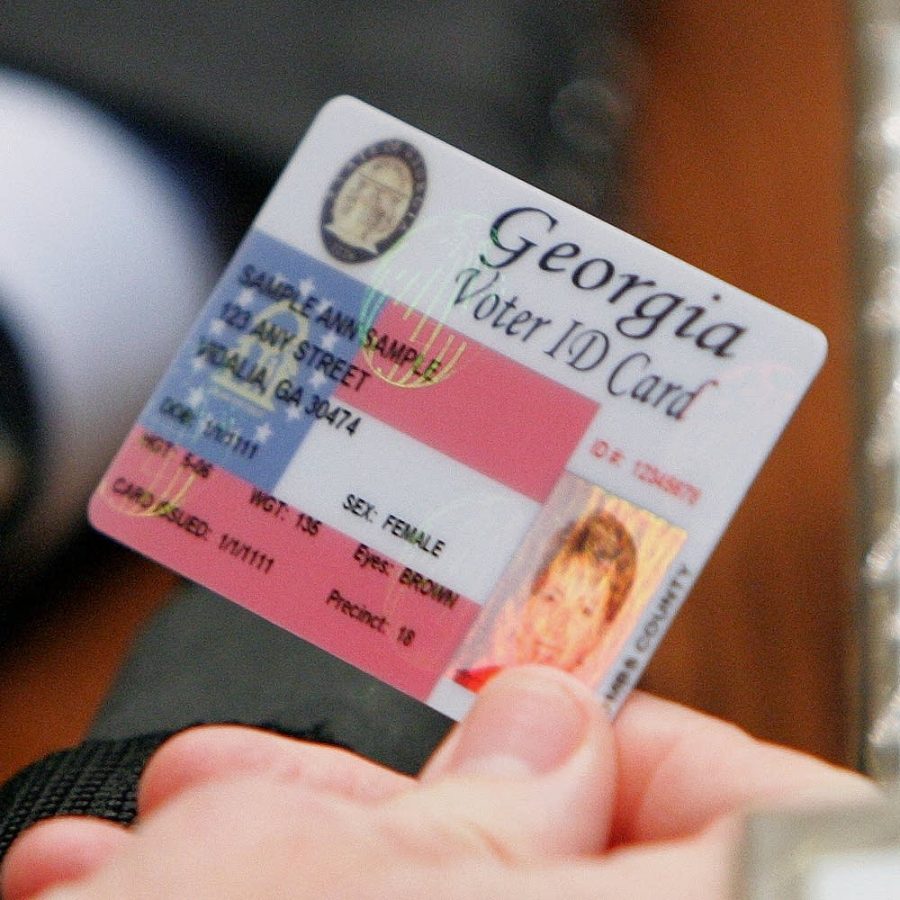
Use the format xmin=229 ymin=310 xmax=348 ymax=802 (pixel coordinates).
xmin=89 ymin=427 xmax=481 ymax=700
xmin=339 ymin=301 xmax=597 ymax=502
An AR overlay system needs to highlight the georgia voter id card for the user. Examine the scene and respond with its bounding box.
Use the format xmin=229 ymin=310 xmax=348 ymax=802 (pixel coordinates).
xmin=89 ymin=96 xmax=826 ymax=720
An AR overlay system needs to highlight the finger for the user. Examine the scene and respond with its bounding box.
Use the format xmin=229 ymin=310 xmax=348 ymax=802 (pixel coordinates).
xmin=18 ymin=776 xmax=426 ymax=899
xmin=10 ymin=780 xmax=735 ymax=900
xmin=1 ymin=817 xmax=131 ymax=900
xmin=139 ymin=724 xmax=411 ymax=816
xmin=553 ymin=825 xmax=734 ymax=900
xmin=611 ymin=691 xmax=878 ymax=845
xmin=438 ymin=823 xmax=736 ymax=900
xmin=403 ymin=665 xmax=616 ymax=859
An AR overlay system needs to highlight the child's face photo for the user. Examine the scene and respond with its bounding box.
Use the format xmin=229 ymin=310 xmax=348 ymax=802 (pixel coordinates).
xmin=514 ymin=555 xmax=614 ymax=670
xmin=449 ymin=477 xmax=686 ymax=695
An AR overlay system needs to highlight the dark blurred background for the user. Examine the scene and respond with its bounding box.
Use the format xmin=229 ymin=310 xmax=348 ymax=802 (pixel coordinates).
xmin=0 ymin=1 xmax=857 ymax=778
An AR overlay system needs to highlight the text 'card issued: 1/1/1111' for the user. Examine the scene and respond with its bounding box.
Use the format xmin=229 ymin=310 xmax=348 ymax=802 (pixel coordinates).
xmin=89 ymin=96 xmax=826 ymax=721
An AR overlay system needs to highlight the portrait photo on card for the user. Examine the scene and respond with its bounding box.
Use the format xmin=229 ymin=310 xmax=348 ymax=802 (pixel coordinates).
xmin=449 ymin=474 xmax=686 ymax=693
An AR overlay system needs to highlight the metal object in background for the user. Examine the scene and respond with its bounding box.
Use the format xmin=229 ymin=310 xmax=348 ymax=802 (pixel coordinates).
xmin=854 ymin=0 xmax=900 ymax=782
xmin=738 ymin=794 xmax=900 ymax=899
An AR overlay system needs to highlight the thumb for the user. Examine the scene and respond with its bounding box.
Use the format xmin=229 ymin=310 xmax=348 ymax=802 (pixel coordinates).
xmin=394 ymin=666 xmax=617 ymax=860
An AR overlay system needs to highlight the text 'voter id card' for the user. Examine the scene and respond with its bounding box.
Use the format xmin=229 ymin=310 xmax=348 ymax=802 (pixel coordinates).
xmin=89 ymin=96 xmax=826 ymax=720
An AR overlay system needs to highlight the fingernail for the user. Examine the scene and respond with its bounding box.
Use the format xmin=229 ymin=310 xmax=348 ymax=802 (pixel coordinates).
xmin=438 ymin=667 xmax=591 ymax=779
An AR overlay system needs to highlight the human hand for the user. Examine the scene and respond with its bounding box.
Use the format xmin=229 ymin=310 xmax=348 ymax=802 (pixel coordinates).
xmin=1 ymin=666 xmax=876 ymax=899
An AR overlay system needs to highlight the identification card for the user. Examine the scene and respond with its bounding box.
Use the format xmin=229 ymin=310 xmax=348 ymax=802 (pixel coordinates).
xmin=89 ymin=97 xmax=825 ymax=720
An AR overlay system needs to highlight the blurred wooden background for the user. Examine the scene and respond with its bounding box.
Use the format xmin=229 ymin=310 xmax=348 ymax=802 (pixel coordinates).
xmin=0 ymin=0 xmax=858 ymax=782
xmin=636 ymin=2 xmax=856 ymax=766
